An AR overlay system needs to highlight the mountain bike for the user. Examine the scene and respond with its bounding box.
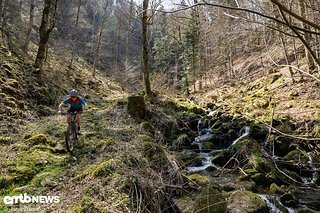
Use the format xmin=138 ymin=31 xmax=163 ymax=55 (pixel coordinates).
xmin=62 ymin=111 xmax=82 ymax=153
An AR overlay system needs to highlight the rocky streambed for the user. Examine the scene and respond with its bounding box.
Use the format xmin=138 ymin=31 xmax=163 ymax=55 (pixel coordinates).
xmin=168 ymin=104 xmax=320 ymax=212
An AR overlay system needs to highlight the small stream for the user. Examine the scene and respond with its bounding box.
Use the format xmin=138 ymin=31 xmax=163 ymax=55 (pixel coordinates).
xmin=183 ymin=117 xmax=319 ymax=212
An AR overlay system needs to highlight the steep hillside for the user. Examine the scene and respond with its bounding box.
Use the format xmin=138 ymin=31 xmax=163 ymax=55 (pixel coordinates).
xmin=0 ymin=42 xmax=185 ymax=212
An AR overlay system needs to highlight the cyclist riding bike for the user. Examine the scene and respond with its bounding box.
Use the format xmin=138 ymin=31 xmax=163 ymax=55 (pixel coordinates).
xmin=58 ymin=89 xmax=88 ymax=134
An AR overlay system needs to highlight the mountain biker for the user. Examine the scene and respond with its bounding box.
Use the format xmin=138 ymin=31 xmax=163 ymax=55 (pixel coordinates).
xmin=58 ymin=89 xmax=88 ymax=134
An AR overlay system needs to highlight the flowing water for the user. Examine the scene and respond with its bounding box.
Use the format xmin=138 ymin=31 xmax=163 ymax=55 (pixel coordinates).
xmin=229 ymin=126 xmax=250 ymax=147
xmin=301 ymin=152 xmax=319 ymax=186
xmin=258 ymin=194 xmax=296 ymax=213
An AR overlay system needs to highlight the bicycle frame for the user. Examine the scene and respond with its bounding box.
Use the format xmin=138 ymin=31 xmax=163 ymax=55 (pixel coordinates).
xmin=63 ymin=111 xmax=81 ymax=153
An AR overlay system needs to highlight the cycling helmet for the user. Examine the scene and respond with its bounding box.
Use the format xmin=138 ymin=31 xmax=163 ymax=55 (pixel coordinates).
xmin=70 ymin=89 xmax=78 ymax=97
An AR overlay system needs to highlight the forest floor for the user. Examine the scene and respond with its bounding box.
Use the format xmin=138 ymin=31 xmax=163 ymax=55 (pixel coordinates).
xmin=189 ymin=46 xmax=320 ymax=128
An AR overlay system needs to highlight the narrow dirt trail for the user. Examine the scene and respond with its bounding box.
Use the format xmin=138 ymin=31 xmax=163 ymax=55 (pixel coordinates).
xmin=0 ymin=94 xmax=148 ymax=212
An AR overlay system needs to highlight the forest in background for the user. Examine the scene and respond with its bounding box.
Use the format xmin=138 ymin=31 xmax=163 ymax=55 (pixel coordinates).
xmin=1 ymin=0 xmax=319 ymax=95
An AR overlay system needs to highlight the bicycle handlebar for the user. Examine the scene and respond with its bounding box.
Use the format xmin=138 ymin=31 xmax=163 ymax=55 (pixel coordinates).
xmin=59 ymin=111 xmax=83 ymax=115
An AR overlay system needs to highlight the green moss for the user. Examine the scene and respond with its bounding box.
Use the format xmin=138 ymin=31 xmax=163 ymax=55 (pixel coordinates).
xmin=269 ymin=183 xmax=284 ymax=195
xmin=92 ymin=159 xmax=121 ymax=178
xmin=140 ymin=121 xmax=154 ymax=133
xmin=278 ymin=121 xmax=294 ymax=133
xmin=84 ymin=132 xmax=103 ymax=139
xmin=249 ymin=155 xmax=272 ymax=173
xmin=173 ymin=134 xmax=190 ymax=148
xmin=239 ymin=181 xmax=258 ymax=192
xmin=250 ymin=173 xmax=267 ymax=186
xmin=0 ymin=175 xmax=14 ymax=189
xmin=30 ymin=167 xmax=62 ymax=188
xmin=283 ymin=150 xmax=308 ymax=163
xmin=228 ymin=190 xmax=268 ymax=213
xmin=195 ymin=185 xmax=227 ymax=213
xmin=0 ymin=137 xmax=12 ymax=145
xmin=73 ymin=196 xmax=101 ymax=213
xmin=25 ymin=134 xmax=55 ymax=147
xmin=222 ymin=184 xmax=235 ymax=192
xmin=244 ymin=169 xmax=256 ymax=175
xmin=187 ymin=174 xmax=210 ymax=186
xmin=84 ymin=185 xmax=98 ymax=197
xmin=109 ymin=173 xmax=133 ymax=193
xmin=74 ymin=165 xmax=97 ymax=181
xmin=202 ymin=142 xmax=215 ymax=150
xmin=93 ymin=137 xmax=117 ymax=151
xmin=142 ymin=140 xmax=168 ymax=168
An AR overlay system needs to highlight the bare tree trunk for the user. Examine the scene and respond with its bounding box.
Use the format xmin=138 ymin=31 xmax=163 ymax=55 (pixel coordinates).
xmin=229 ymin=44 xmax=233 ymax=79
xmin=279 ymin=34 xmax=294 ymax=83
xmin=142 ymin=0 xmax=152 ymax=97
xmin=1 ymin=0 xmax=8 ymax=26
xmin=70 ymin=0 xmax=81 ymax=67
xmin=125 ymin=0 xmax=133 ymax=71
xmin=23 ymin=0 xmax=35 ymax=52
xmin=278 ymin=8 xmax=320 ymax=69
xmin=92 ymin=25 xmax=103 ymax=79
xmin=0 ymin=0 xmax=3 ymax=25
xmin=114 ymin=18 xmax=121 ymax=67
xmin=34 ymin=0 xmax=57 ymax=69
xmin=298 ymin=0 xmax=316 ymax=71
xmin=92 ymin=1 xmax=108 ymax=78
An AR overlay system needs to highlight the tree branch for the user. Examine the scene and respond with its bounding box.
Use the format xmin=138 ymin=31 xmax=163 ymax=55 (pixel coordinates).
xmin=156 ymin=1 xmax=320 ymax=35
xmin=270 ymin=0 xmax=320 ymax=31
xmin=278 ymin=7 xmax=320 ymax=68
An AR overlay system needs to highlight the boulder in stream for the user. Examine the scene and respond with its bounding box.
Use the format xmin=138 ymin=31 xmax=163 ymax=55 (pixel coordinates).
xmin=227 ymin=190 xmax=269 ymax=213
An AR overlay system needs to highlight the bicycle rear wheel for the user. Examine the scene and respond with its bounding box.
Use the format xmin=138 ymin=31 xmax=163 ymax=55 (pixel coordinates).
xmin=65 ymin=126 xmax=76 ymax=153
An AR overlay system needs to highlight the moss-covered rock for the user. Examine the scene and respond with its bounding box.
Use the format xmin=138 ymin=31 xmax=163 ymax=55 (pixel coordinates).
xmin=92 ymin=159 xmax=121 ymax=178
xmin=238 ymin=181 xmax=258 ymax=192
xmin=227 ymin=190 xmax=268 ymax=213
xmin=277 ymin=120 xmax=295 ymax=134
xmin=0 ymin=136 xmax=12 ymax=145
xmin=187 ymin=174 xmax=210 ymax=186
xmin=195 ymin=185 xmax=227 ymax=213
xmin=25 ymin=134 xmax=55 ymax=147
xmin=211 ymin=150 xmax=231 ymax=166
xmin=269 ymin=183 xmax=285 ymax=195
xmin=222 ymin=184 xmax=236 ymax=192
xmin=249 ymin=155 xmax=272 ymax=173
xmin=250 ymin=173 xmax=268 ymax=186
xmin=283 ymin=150 xmax=308 ymax=163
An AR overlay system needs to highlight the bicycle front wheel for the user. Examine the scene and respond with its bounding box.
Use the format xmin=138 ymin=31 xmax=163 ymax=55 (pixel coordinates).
xmin=65 ymin=126 xmax=75 ymax=153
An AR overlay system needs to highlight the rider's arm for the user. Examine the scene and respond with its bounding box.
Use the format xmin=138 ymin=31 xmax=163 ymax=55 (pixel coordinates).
xmin=58 ymin=99 xmax=69 ymax=112
xmin=58 ymin=102 xmax=65 ymax=112
xmin=80 ymin=98 xmax=88 ymax=110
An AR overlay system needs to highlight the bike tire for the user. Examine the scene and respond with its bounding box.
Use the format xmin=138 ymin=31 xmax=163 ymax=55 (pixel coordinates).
xmin=65 ymin=126 xmax=75 ymax=153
